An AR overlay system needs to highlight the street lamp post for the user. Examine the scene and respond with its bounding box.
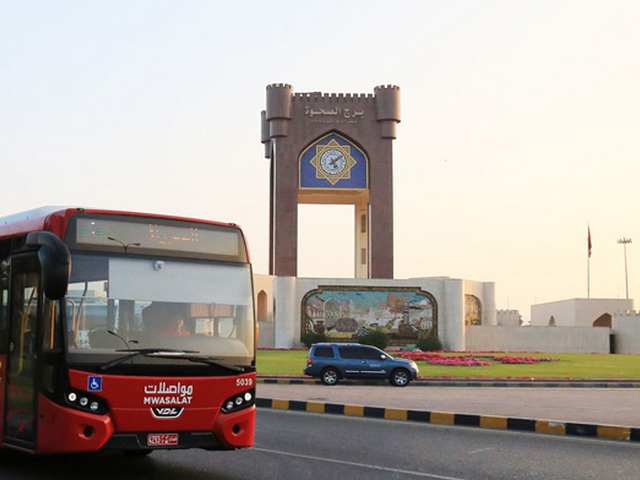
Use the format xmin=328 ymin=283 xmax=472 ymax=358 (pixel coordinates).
xmin=617 ymin=237 xmax=632 ymax=300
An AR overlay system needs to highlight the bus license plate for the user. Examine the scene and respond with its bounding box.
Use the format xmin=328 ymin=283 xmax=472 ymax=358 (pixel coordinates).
xmin=147 ymin=433 xmax=179 ymax=447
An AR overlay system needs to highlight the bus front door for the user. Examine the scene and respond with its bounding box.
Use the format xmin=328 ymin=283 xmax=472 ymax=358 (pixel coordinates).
xmin=4 ymin=254 xmax=40 ymax=449
xmin=0 ymin=272 xmax=8 ymax=442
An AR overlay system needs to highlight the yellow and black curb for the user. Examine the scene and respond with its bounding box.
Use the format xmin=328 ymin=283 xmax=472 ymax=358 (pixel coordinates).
xmin=256 ymin=397 xmax=640 ymax=443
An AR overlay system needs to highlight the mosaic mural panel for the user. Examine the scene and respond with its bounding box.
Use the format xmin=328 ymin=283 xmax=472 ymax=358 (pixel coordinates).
xmin=301 ymin=287 xmax=437 ymax=342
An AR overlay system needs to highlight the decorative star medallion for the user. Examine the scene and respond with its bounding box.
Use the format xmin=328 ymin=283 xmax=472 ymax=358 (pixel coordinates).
xmin=309 ymin=139 xmax=357 ymax=185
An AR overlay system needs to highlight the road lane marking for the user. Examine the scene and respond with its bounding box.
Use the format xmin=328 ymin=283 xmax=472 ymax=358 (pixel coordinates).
xmin=469 ymin=447 xmax=494 ymax=455
xmin=253 ymin=447 xmax=467 ymax=480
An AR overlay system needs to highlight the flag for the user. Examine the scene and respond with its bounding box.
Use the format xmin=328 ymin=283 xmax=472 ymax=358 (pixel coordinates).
xmin=588 ymin=226 xmax=592 ymax=258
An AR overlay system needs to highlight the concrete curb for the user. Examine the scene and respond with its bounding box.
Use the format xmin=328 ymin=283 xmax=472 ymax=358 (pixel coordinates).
xmin=256 ymin=397 xmax=640 ymax=443
xmin=257 ymin=378 xmax=640 ymax=388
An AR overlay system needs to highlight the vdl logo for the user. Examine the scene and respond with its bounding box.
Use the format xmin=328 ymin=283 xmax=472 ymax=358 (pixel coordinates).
xmin=87 ymin=376 xmax=103 ymax=392
xmin=151 ymin=407 xmax=184 ymax=419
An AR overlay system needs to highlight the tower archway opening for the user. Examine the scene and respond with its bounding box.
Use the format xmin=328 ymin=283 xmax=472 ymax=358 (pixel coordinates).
xmin=297 ymin=204 xmax=354 ymax=278
xmin=593 ymin=313 xmax=612 ymax=328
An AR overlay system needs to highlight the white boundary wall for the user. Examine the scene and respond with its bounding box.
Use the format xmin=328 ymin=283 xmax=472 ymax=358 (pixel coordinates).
xmin=531 ymin=298 xmax=633 ymax=327
xmin=253 ymin=274 xmax=495 ymax=350
xmin=465 ymin=326 xmax=610 ymax=353
xmin=613 ymin=312 xmax=640 ymax=354
xmin=497 ymin=309 xmax=522 ymax=326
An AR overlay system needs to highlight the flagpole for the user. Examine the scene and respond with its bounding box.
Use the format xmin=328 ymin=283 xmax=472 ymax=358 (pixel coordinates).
xmin=587 ymin=226 xmax=592 ymax=299
xmin=587 ymin=254 xmax=590 ymax=299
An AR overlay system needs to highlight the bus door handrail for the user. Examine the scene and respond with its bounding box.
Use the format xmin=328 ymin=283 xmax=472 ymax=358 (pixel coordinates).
xmin=76 ymin=282 xmax=88 ymax=331
xmin=18 ymin=287 xmax=37 ymax=375
xmin=66 ymin=298 xmax=78 ymax=346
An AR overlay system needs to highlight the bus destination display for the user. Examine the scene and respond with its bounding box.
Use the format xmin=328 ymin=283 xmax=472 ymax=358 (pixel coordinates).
xmin=75 ymin=217 xmax=241 ymax=258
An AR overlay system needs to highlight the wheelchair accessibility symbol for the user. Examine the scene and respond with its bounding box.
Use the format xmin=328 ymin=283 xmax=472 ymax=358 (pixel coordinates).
xmin=88 ymin=376 xmax=103 ymax=392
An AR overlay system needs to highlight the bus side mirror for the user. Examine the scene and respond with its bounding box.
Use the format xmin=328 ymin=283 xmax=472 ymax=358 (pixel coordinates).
xmin=25 ymin=231 xmax=71 ymax=300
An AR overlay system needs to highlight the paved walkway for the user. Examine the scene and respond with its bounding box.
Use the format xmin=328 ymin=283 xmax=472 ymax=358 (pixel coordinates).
xmin=257 ymin=383 xmax=640 ymax=426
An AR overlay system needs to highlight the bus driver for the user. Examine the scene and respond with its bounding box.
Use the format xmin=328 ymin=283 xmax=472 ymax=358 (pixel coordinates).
xmin=143 ymin=302 xmax=192 ymax=337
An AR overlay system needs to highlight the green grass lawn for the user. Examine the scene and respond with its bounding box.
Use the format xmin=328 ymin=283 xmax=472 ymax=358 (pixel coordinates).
xmin=256 ymin=350 xmax=640 ymax=379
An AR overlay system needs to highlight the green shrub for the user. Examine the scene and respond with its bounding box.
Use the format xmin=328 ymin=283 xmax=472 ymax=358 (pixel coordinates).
xmin=301 ymin=331 xmax=327 ymax=348
xmin=358 ymin=329 xmax=389 ymax=350
xmin=416 ymin=336 xmax=442 ymax=351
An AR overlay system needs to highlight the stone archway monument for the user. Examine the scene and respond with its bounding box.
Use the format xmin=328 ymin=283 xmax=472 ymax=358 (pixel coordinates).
xmin=260 ymin=84 xmax=400 ymax=278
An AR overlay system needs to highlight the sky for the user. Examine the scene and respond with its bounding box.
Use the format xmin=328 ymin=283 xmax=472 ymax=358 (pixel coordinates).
xmin=1 ymin=1 xmax=639 ymax=320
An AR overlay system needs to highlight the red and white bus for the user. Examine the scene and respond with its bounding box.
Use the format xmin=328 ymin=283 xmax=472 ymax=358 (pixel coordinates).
xmin=0 ymin=207 xmax=256 ymax=454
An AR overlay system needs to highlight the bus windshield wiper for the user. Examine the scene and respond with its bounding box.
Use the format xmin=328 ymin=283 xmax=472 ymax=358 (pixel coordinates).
xmin=99 ymin=348 xmax=200 ymax=371
xmin=147 ymin=354 xmax=246 ymax=373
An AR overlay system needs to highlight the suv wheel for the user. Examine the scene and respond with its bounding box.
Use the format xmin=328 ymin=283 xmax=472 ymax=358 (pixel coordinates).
xmin=321 ymin=367 xmax=339 ymax=386
xmin=390 ymin=368 xmax=410 ymax=387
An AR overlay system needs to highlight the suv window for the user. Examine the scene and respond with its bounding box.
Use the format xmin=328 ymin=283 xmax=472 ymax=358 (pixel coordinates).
xmin=339 ymin=346 xmax=384 ymax=360
xmin=338 ymin=346 xmax=360 ymax=359
xmin=358 ymin=347 xmax=383 ymax=360
xmin=313 ymin=346 xmax=334 ymax=358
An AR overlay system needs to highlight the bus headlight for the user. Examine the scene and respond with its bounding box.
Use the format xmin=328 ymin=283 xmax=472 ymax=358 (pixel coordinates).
xmin=64 ymin=390 xmax=107 ymax=415
xmin=221 ymin=389 xmax=255 ymax=414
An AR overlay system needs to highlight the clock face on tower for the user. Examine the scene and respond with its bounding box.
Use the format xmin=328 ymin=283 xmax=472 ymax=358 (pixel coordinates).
xmin=302 ymin=134 xmax=365 ymax=187
xmin=319 ymin=149 xmax=347 ymax=175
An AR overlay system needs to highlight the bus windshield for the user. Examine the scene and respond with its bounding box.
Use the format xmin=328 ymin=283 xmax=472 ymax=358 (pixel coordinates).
xmin=65 ymin=253 xmax=254 ymax=367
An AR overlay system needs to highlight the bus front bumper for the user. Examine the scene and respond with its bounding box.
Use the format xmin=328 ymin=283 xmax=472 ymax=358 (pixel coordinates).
xmin=36 ymin=395 xmax=255 ymax=454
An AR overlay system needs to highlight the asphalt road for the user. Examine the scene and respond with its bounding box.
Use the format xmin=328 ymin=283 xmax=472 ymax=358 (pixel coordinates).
xmin=258 ymin=383 xmax=640 ymax=425
xmin=1 ymin=409 xmax=639 ymax=480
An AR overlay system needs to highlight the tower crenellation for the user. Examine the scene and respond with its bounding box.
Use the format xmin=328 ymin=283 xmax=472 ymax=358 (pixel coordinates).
xmin=291 ymin=91 xmax=376 ymax=103
xmin=266 ymin=83 xmax=293 ymax=137
xmin=374 ymin=84 xmax=401 ymax=139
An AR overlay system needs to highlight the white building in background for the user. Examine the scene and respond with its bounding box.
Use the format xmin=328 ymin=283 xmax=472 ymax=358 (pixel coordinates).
xmin=613 ymin=311 xmax=640 ymax=354
xmin=496 ymin=309 xmax=523 ymax=327
xmin=530 ymin=298 xmax=634 ymax=328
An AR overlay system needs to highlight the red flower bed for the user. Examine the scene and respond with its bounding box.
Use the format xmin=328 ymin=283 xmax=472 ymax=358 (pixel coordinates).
xmin=396 ymin=352 xmax=490 ymax=366
xmin=427 ymin=357 xmax=491 ymax=367
xmin=397 ymin=352 xmax=446 ymax=361
xmin=494 ymin=356 xmax=555 ymax=364
xmin=396 ymin=352 xmax=556 ymax=367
